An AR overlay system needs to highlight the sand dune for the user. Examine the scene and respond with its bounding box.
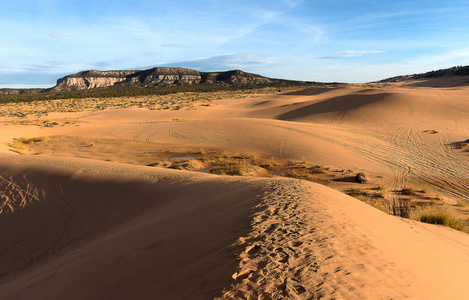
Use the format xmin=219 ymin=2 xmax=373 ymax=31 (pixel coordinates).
xmin=23 ymin=86 xmax=469 ymax=201
xmin=384 ymin=75 xmax=469 ymax=87
xmin=0 ymin=156 xmax=467 ymax=299
xmin=1 ymin=85 xmax=469 ymax=298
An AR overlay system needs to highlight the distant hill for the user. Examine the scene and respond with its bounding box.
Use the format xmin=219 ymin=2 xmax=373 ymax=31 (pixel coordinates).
xmin=0 ymin=88 xmax=44 ymax=96
xmin=51 ymin=67 xmax=302 ymax=91
xmin=0 ymin=67 xmax=316 ymax=103
xmin=378 ymin=65 xmax=469 ymax=83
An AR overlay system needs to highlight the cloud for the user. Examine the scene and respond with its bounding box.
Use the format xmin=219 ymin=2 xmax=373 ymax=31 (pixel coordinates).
xmin=319 ymin=50 xmax=384 ymax=59
xmin=153 ymin=53 xmax=279 ymax=72
xmin=161 ymin=43 xmax=190 ymax=48
xmin=91 ymin=56 xmax=134 ymax=69
xmin=24 ymin=61 xmax=74 ymax=73
xmin=283 ymin=0 xmax=305 ymax=9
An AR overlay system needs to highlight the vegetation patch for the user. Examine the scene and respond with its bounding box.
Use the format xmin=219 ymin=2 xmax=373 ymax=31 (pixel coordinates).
xmin=0 ymin=83 xmax=322 ymax=105
xmin=0 ymin=85 xmax=317 ymax=118
xmin=410 ymin=206 xmax=468 ymax=232
xmin=347 ymin=187 xmax=389 ymax=212
xmin=345 ymin=183 xmax=469 ymax=233
xmin=8 ymin=136 xmax=49 ymax=154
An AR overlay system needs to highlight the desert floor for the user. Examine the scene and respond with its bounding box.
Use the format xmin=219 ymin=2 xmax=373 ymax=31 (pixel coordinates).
xmin=0 ymin=85 xmax=468 ymax=299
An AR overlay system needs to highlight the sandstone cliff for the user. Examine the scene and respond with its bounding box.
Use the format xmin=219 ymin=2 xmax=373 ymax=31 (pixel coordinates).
xmin=52 ymin=67 xmax=294 ymax=91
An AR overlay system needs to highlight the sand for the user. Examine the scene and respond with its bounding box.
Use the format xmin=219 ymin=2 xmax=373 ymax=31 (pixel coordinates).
xmin=10 ymin=86 xmax=469 ymax=201
xmin=0 ymin=83 xmax=469 ymax=299
xmin=0 ymin=157 xmax=261 ymax=299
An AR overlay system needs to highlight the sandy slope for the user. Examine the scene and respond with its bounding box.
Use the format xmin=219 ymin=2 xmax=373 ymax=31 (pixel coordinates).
xmin=0 ymin=155 xmax=467 ymax=299
xmin=0 ymin=156 xmax=262 ymax=299
xmin=1 ymin=85 xmax=469 ymax=298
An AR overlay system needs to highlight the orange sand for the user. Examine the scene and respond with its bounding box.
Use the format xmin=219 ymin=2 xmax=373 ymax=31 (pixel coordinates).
xmin=0 ymin=84 xmax=469 ymax=299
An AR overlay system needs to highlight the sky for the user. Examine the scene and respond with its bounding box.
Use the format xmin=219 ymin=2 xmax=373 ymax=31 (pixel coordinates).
xmin=2 ymin=0 xmax=469 ymax=87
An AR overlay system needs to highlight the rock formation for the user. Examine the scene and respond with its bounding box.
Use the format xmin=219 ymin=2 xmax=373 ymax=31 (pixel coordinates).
xmin=52 ymin=67 xmax=295 ymax=91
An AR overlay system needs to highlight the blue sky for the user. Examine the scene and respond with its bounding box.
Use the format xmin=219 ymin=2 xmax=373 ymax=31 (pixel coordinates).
xmin=2 ymin=0 xmax=469 ymax=87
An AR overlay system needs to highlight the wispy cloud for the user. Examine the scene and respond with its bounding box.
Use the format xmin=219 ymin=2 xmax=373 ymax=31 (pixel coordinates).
xmin=24 ymin=61 xmax=73 ymax=72
xmin=91 ymin=56 xmax=134 ymax=69
xmin=155 ymin=53 xmax=279 ymax=72
xmin=161 ymin=43 xmax=190 ymax=48
xmin=319 ymin=50 xmax=384 ymax=59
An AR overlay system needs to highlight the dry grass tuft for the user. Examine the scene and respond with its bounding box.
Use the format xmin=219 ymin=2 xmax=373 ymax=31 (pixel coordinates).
xmin=410 ymin=206 xmax=468 ymax=232
xmin=7 ymin=136 xmax=50 ymax=155
xmin=14 ymin=137 xmax=48 ymax=144
xmin=347 ymin=188 xmax=389 ymax=212
xmin=210 ymin=160 xmax=261 ymax=176
xmin=0 ymin=175 xmax=44 ymax=214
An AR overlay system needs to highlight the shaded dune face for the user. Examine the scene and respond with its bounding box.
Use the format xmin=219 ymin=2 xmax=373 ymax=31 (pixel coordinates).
xmin=241 ymin=88 xmax=418 ymax=126
xmin=276 ymin=93 xmax=394 ymax=121
xmin=0 ymin=162 xmax=261 ymax=300
xmin=282 ymin=87 xmax=335 ymax=96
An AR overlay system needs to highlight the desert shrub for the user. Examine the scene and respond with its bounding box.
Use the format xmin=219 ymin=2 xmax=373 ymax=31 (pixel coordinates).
xmin=354 ymin=172 xmax=367 ymax=183
xmin=401 ymin=187 xmax=416 ymax=196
